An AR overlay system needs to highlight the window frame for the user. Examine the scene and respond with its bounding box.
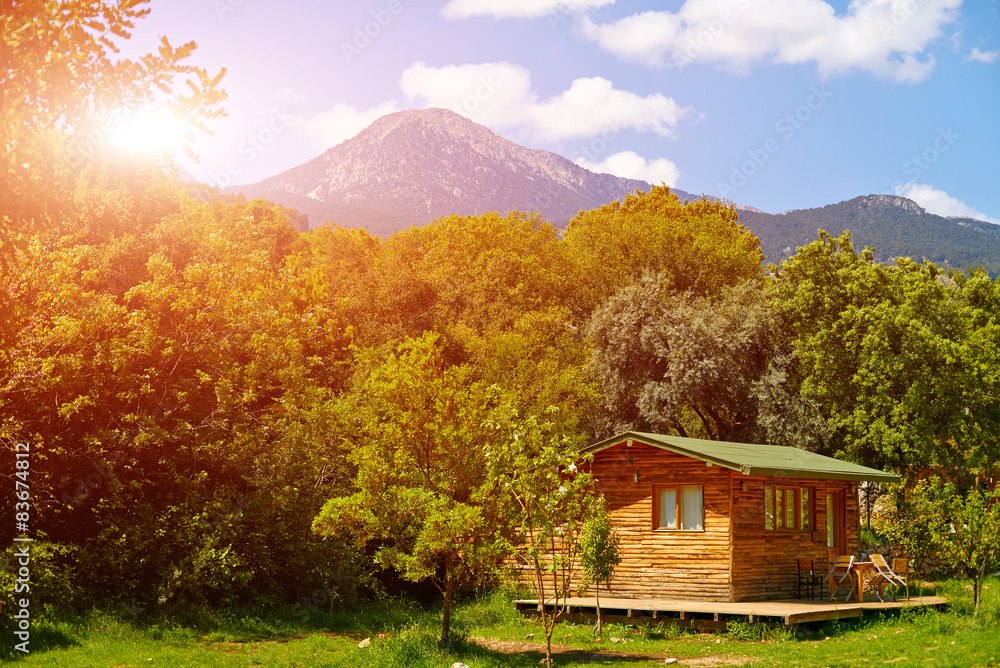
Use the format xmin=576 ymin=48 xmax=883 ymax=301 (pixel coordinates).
xmin=764 ymin=485 xmax=814 ymax=532
xmin=652 ymin=484 xmax=705 ymax=532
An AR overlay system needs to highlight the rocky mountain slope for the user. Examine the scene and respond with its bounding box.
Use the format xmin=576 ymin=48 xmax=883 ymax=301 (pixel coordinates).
xmin=231 ymin=108 xmax=682 ymax=235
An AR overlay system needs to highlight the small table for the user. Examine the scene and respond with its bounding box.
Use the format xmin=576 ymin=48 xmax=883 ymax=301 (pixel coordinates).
xmin=850 ymin=561 xmax=876 ymax=602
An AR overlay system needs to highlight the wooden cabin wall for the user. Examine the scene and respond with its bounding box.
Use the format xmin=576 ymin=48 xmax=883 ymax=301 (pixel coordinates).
xmin=507 ymin=440 xmax=863 ymax=603
xmin=583 ymin=442 xmax=734 ymax=601
xmin=730 ymin=474 xmax=858 ymax=602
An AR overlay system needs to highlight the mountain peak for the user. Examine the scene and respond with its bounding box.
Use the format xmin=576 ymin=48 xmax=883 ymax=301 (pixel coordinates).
xmin=232 ymin=109 xmax=662 ymax=234
xmin=855 ymin=194 xmax=926 ymax=214
xmin=736 ymin=193 xmax=1000 ymax=274
xmin=351 ymin=108 xmax=493 ymax=150
xmin=368 ymin=107 xmax=478 ymax=132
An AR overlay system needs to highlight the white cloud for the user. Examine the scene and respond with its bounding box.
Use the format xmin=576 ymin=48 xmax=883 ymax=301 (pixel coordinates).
xmin=950 ymin=29 xmax=963 ymax=51
xmin=967 ymin=47 xmax=999 ymax=63
xmin=531 ymin=77 xmax=695 ymax=140
xmin=399 ymin=61 xmax=696 ymax=142
xmin=274 ymin=88 xmax=308 ymax=103
xmin=306 ymin=62 xmax=695 ymax=154
xmin=306 ymin=101 xmax=400 ymax=149
xmin=578 ymin=0 xmax=961 ymax=82
xmin=442 ymin=0 xmax=612 ymax=19
xmin=575 ymin=150 xmax=681 ymax=186
xmin=399 ymin=61 xmax=534 ymax=133
xmin=895 ymin=182 xmax=1000 ymax=224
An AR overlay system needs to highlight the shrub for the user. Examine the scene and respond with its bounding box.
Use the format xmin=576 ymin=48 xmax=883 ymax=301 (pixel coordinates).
xmin=0 ymin=539 xmax=83 ymax=609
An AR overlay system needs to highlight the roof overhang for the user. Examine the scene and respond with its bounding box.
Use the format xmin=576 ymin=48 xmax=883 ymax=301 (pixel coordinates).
xmin=582 ymin=431 xmax=901 ymax=484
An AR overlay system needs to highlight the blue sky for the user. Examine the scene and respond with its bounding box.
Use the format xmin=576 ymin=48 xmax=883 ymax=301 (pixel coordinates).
xmin=120 ymin=0 xmax=999 ymax=222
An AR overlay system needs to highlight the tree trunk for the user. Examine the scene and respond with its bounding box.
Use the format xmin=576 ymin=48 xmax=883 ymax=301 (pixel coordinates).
xmin=865 ymin=483 xmax=872 ymax=529
xmin=544 ymin=532 xmax=559 ymax=668
xmin=595 ymin=584 xmax=603 ymax=634
xmin=973 ymin=559 xmax=986 ymax=618
xmin=440 ymin=556 xmax=455 ymax=645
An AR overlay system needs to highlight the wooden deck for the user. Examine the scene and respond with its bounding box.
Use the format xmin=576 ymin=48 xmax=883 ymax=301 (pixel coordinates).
xmin=514 ymin=594 xmax=947 ymax=629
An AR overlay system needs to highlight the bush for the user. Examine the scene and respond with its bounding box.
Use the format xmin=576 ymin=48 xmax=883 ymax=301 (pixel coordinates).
xmin=0 ymin=539 xmax=83 ymax=609
xmin=860 ymin=526 xmax=890 ymax=545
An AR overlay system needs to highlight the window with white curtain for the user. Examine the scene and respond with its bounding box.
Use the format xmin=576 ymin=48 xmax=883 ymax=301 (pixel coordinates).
xmin=654 ymin=485 xmax=704 ymax=531
xmin=681 ymin=485 xmax=704 ymax=531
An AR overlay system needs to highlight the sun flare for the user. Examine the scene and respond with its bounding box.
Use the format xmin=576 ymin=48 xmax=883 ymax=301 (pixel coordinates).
xmin=107 ymin=108 xmax=186 ymax=156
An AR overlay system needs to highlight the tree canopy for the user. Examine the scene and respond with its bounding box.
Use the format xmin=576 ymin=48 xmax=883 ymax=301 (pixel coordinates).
xmin=587 ymin=276 xmax=781 ymax=442
xmin=772 ymin=231 xmax=1000 ymax=469
xmin=563 ymin=185 xmax=764 ymax=312
xmin=312 ymin=333 xmax=520 ymax=642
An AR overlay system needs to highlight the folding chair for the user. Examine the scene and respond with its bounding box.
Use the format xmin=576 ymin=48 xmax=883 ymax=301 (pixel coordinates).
xmin=867 ymin=554 xmax=905 ymax=602
xmin=890 ymin=557 xmax=910 ymax=600
xmin=797 ymin=558 xmax=824 ymax=599
xmin=825 ymin=555 xmax=856 ymax=602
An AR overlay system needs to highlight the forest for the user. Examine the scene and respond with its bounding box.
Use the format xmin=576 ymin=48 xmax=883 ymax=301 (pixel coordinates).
xmin=5 ymin=0 xmax=1000 ymax=636
xmin=738 ymin=196 xmax=1000 ymax=276
xmin=5 ymin=158 xmax=1000 ymax=617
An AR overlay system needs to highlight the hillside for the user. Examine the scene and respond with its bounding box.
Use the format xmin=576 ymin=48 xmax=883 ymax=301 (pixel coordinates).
xmin=740 ymin=194 xmax=1000 ymax=274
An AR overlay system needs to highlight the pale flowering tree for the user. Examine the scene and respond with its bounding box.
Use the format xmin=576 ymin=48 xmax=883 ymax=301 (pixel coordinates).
xmin=906 ymin=474 xmax=1000 ymax=617
xmin=498 ymin=414 xmax=596 ymax=668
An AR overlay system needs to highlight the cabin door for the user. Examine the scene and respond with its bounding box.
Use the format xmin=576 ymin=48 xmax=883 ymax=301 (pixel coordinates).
xmin=826 ymin=490 xmax=847 ymax=559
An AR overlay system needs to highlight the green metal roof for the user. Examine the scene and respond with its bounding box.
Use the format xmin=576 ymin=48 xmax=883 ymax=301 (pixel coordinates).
xmin=582 ymin=431 xmax=901 ymax=483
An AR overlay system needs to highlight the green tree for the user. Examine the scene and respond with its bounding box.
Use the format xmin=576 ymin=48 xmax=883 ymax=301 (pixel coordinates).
xmin=907 ymin=475 xmax=1000 ymax=616
xmin=345 ymin=210 xmax=576 ymax=355
xmin=392 ymin=211 xmax=574 ymax=335
xmin=563 ymin=186 xmax=764 ymax=314
xmin=577 ymin=495 xmax=621 ymax=634
xmin=0 ymin=189 xmax=355 ymax=607
xmin=322 ymin=209 xmax=598 ymax=433
xmin=587 ymin=275 xmax=790 ymax=442
xmin=873 ymin=483 xmax=936 ymax=586
xmin=471 ymin=307 xmax=600 ymax=439
xmin=773 ymin=231 xmax=1000 ymax=469
xmin=312 ymin=333 xmax=516 ymax=644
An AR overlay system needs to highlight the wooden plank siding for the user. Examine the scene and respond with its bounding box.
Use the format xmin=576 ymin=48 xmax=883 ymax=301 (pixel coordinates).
xmin=730 ymin=474 xmax=858 ymax=601
xmin=584 ymin=442 xmax=734 ymax=601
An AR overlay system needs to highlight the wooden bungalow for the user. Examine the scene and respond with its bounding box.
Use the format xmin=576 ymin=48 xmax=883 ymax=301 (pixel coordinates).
xmin=574 ymin=431 xmax=900 ymax=602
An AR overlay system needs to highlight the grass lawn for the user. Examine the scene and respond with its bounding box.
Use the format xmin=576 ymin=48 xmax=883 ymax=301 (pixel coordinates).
xmin=3 ymin=578 xmax=999 ymax=667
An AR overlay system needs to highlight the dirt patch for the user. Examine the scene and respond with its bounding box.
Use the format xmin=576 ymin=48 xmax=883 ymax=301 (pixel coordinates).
xmin=471 ymin=637 xmax=757 ymax=665
xmin=683 ymin=657 xmax=760 ymax=667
